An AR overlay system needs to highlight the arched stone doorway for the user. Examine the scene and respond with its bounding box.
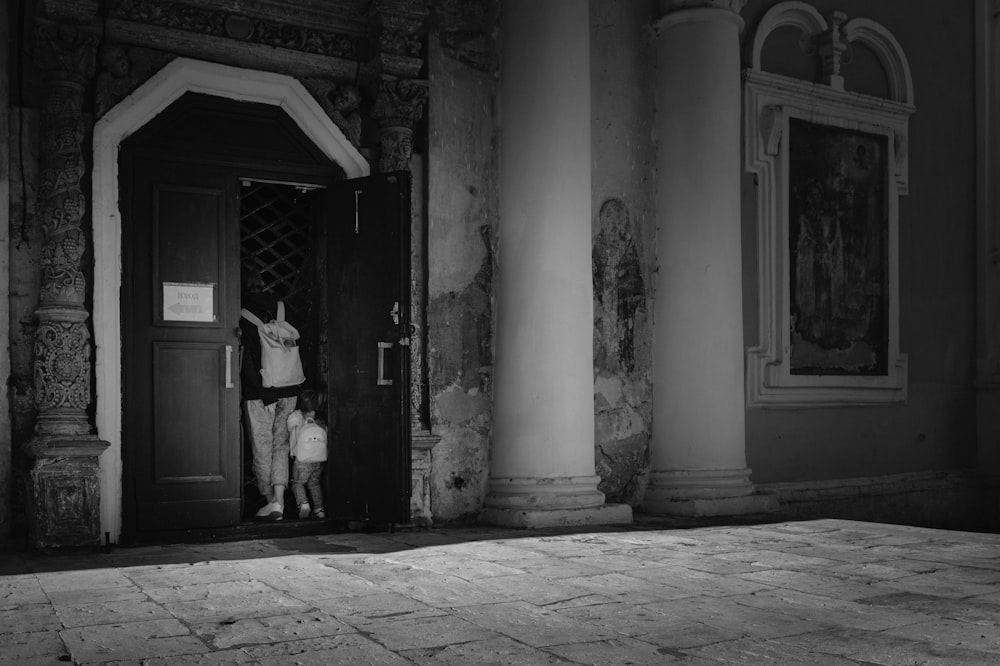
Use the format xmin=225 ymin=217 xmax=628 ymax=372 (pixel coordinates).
xmin=92 ymin=58 xmax=368 ymax=541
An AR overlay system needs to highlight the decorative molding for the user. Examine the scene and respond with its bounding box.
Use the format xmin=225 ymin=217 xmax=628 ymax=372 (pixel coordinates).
xmin=841 ymin=17 xmax=914 ymax=106
xmin=744 ymin=69 xmax=912 ymax=407
xmin=108 ymin=0 xmax=370 ymax=61
xmin=748 ymin=1 xmax=827 ymax=73
xmin=748 ymin=1 xmax=914 ymax=106
xmin=744 ymin=3 xmax=914 ymax=407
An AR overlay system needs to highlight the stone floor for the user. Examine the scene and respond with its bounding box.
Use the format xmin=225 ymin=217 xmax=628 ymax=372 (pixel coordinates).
xmin=2 ymin=518 xmax=1000 ymax=665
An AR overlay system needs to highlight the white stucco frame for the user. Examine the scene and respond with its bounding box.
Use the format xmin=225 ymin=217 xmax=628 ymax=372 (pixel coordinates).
xmin=744 ymin=3 xmax=914 ymax=407
xmin=92 ymin=58 xmax=369 ymax=541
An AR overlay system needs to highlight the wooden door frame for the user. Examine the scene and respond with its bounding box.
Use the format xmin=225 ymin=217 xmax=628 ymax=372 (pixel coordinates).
xmin=93 ymin=58 xmax=369 ymax=542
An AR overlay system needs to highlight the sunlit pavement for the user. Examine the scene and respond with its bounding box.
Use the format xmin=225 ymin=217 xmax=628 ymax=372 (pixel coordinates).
xmin=2 ymin=518 xmax=999 ymax=664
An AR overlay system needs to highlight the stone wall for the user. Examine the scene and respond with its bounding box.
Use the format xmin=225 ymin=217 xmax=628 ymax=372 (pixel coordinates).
xmin=590 ymin=0 xmax=658 ymax=507
xmin=425 ymin=27 xmax=498 ymax=522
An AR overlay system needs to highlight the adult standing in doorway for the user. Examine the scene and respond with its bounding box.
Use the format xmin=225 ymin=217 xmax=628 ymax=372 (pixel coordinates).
xmin=240 ymin=269 xmax=303 ymax=520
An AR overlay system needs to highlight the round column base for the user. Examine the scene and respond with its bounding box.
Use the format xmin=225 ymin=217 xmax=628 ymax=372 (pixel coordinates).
xmin=481 ymin=475 xmax=633 ymax=528
xmin=642 ymin=468 xmax=779 ymax=517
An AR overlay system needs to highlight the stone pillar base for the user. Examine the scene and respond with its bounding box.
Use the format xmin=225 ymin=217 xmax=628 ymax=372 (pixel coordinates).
xmin=642 ymin=468 xmax=779 ymax=517
xmin=480 ymin=503 xmax=633 ymax=529
xmin=480 ymin=475 xmax=633 ymax=528
xmin=409 ymin=430 xmax=441 ymax=527
xmin=26 ymin=436 xmax=109 ymax=550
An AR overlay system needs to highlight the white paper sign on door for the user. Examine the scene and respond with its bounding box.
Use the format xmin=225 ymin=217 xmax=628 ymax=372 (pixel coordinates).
xmin=163 ymin=282 xmax=216 ymax=322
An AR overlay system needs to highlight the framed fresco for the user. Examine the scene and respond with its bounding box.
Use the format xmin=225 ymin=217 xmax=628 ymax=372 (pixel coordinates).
xmin=743 ymin=2 xmax=914 ymax=406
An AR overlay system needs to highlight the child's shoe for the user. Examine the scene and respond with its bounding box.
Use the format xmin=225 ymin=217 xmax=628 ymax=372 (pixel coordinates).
xmin=313 ymin=508 xmax=326 ymax=519
xmin=298 ymin=502 xmax=311 ymax=520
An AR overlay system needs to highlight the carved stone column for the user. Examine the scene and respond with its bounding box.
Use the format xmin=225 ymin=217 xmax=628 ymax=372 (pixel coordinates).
xmin=25 ymin=17 xmax=108 ymax=549
xmin=373 ymin=76 xmax=438 ymax=524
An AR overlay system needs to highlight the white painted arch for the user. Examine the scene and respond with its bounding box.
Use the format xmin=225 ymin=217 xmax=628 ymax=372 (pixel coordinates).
xmin=92 ymin=57 xmax=369 ymax=541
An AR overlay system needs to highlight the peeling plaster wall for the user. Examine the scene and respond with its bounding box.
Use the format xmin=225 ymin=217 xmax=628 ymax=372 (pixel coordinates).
xmin=590 ymin=0 xmax=658 ymax=506
xmin=741 ymin=0 xmax=978 ymax=483
xmin=426 ymin=34 xmax=498 ymax=522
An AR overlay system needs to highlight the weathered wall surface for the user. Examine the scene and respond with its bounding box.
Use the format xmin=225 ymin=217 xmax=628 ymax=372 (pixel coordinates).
xmin=741 ymin=0 xmax=979 ymax=483
xmin=426 ymin=32 xmax=498 ymax=522
xmin=590 ymin=0 xmax=658 ymax=506
xmin=0 ymin=0 xmax=10 ymax=541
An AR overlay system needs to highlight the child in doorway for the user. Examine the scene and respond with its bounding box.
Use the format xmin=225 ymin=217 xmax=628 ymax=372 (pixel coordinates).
xmin=287 ymin=388 xmax=328 ymax=519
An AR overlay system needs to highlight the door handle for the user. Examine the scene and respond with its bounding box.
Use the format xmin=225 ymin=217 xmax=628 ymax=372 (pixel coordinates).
xmin=225 ymin=345 xmax=234 ymax=388
xmin=377 ymin=342 xmax=393 ymax=386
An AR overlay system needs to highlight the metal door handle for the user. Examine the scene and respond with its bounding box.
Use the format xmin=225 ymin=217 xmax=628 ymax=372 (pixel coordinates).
xmin=377 ymin=342 xmax=393 ymax=386
xmin=225 ymin=345 xmax=234 ymax=388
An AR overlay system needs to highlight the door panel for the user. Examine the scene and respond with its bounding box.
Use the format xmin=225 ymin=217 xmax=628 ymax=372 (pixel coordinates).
xmin=152 ymin=342 xmax=228 ymax=482
xmin=123 ymin=156 xmax=241 ymax=533
xmin=326 ymin=173 xmax=412 ymax=524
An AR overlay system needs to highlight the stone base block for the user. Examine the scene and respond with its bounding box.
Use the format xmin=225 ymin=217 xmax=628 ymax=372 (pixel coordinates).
xmin=480 ymin=502 xmax=633 ymax=529
xmin=642 ymin=493 xmax=779 ymax=518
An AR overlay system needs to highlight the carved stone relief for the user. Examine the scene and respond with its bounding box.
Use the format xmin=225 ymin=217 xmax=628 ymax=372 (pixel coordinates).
xmin=95 ymin=45 xmax=175 ymax=120
xmin=108 ymin=0 xmax=369 ymax=60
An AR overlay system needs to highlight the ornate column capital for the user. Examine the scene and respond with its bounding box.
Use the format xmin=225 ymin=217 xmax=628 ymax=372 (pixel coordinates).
xmin=655 ymin=0 xmax=746 ymax=33
xmin=372 ymin=79 xmax=428 ymax=172
xmin=372 ymin=78 xmax=428 ymax=129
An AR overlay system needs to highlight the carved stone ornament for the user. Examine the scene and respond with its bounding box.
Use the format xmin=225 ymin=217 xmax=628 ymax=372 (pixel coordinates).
xmin=27 ymin=15 xmax=109 ymax=550
xmin=372 ymin=78 xmax=428 ymax=129
xmin=32 ymin=19 xmax=100 ymax=434
xmin=109 ymin=0 xmax=367 ymax=60
xmin=95 ymin=45 xmax=176 ymax=120
xmin=33 ymin=316 xmax=92 ymax=417
xmin=300 ymin=78 xmax=365 ymax=148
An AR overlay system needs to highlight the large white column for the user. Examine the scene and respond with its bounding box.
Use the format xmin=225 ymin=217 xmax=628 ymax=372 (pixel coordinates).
xmin=645 ymin=0 xmax=777 ymax=516
xmin=482 ymin=0 xmax=630 ymax=528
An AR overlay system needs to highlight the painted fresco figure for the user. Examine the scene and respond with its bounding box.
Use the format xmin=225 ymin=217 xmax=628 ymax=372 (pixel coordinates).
xmin=240 ymin=270 xmax=302 ymax=521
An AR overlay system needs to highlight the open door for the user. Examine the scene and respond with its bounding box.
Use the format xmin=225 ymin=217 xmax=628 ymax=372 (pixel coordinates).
xmin=326 ymin=172 xmax=412 ymax=525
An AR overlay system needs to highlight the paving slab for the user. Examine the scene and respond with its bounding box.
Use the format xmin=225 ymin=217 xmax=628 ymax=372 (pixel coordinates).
xmin=2 ymin=518 xmax=999 ymax=665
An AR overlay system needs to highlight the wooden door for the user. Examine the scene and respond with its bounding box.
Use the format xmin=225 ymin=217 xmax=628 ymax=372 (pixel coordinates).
xmin=122 ymin=155 xmax=242 ymax=533
xmin=326 ymin=173 xmax=412 ymax=524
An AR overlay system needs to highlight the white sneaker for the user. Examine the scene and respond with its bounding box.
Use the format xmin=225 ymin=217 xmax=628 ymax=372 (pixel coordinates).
xmin=298 ymin=503 xmax=311 ymax=519
xmin=256 ymin=501 xmax=283 ymax=520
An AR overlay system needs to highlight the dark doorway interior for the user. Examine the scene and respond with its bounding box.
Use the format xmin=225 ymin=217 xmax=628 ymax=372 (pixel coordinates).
xmin=238 ymin=180 xmax=326 ymax=521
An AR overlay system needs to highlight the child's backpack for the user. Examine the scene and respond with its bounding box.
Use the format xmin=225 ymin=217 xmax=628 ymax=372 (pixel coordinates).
xmin=240 ymin=301 xmax=306 ymax=388
xmin=296 ymin=417 xmax=328 ymax=462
